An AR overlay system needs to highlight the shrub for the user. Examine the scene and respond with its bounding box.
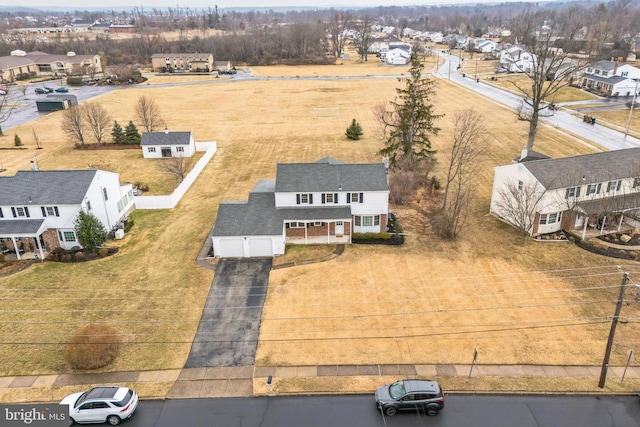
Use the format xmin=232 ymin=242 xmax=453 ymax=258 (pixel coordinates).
xmin=86 ymin=252 xmax=98 ymax=261
xmin=352 ymin=232 xmax=392 ymax=240
xmin=61 ymin=254 xmax=72 ymax=262
xmin=63 ymin=324 xmax=120 ymax=370
xmin=67 ymin=77 xmax=83 ymax=85
xmin=74 ymin=251 xmax=84 ymax=261
xmin=98 ymin=248 xmax=109 ymax=258
xmin=14 ymin=134 xmax=22 ymax=147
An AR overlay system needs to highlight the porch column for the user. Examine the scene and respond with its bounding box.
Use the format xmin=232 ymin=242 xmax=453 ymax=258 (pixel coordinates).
xmin=600 ymin=216 xmax=607 ymax=235
xmin=11 ymin=237 xmax=20 ymax=261
xmin=581 ymin=217 xmax=588 ymax=240
xmin=35 ymin=236 xmax=44 ymax=262
xmin=617 ymin=215 xmax=623 ymax=232
xmin=304 ymin=221 xmax=308 ymax=244
xmin=327 ymin=221 xmax=331 ymax=244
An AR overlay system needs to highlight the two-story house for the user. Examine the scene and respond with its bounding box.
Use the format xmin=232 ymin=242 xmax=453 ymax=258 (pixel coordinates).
xmin=490 ymin=148 xmax=640 ymax=239
xmin=0 ymin=170 xmax=135 ymax=259
xmin=211 ymin=157 xmax=390 ymax=258
xmin=150 ymin=53 xmax=214 ymax=73
xmin=581 ymin=59 xmax=640 ymax=97
xmin=499 ymin=45 xmax=536 ymax=73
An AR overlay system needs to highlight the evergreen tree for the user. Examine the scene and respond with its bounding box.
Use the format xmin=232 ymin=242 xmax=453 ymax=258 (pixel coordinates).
xmin=378 ymin=52 xmax=442 ymax=168
xmin=74 ymin=210 xmax=107 ymax=252
xmin=345 ymin=118 xmax=363 ymax=140
xmin=124 ymin=120 xmax=141 ymax=145
xmin=14 ymin=133 xmax=22 ymax=146
xmin=111 ymin=121 xmax=125 ymax=144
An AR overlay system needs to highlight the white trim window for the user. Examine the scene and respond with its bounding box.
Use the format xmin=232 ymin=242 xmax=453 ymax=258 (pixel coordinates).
xmin=289 ymin=222 xmax=306 ymax=228
xmin=296 ymin=194 xmax=313 ymax=205
xmin=565 ymin=186 xmax=581 ymax=198
xmin=177 ymin=146 xmax=184 ymax=152
xmin=355 ymin=215 xmax=380 ymax=227
xmin=539 ymin=212 xmax=562 ymax=225
xmin=606 ymin=180 xmax=622 ymax=193
xmin=586 ymin=183 xmax=601 ymax=196
xmin=148 ymin=147 xmax=156 ymax=153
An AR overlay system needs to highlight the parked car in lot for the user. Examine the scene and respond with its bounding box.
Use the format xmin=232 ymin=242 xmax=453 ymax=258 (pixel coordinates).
xmin=34 ymin=87 xmax=48 ymax=94
xmin=60 ymin=386 xmax=138 ymax=425
xmin=374 ymin=379 xmax=444 ymax=416
xmin=495 ymin=67 xmax=509 ymax=73
xmin=55 ymin=86 xmax=69 ymax=93
xmin=0 ymin=88 xmax=7 ymax=95
xmin=43 ymin=86 xmax=54 ymax=93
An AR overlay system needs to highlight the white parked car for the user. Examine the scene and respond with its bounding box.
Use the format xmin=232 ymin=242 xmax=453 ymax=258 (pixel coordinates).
xmin=60 ymin=386 xmax=138 ymax=425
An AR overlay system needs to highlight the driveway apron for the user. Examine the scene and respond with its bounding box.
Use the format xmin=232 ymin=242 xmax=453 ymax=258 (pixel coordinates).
xmin=185 ymin=258 xmax=272 ymax=368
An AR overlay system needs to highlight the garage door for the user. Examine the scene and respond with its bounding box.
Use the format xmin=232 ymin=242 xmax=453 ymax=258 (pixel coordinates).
xmin=219 ymin=239 xmax=245 ymax=258
xmin=248 ymin=238 xmax=273 ymax=257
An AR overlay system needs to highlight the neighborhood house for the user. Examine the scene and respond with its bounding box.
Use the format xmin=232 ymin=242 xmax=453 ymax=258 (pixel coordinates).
xmin=141 ymin=130 xmax=196 ymax=158
xmin=490 ymin=148 xmax=640 ymax=239
xmin=0 ymin=170 xmax=135 ymax=259
xmin=211 ymin=157 xmax=390 ymax=258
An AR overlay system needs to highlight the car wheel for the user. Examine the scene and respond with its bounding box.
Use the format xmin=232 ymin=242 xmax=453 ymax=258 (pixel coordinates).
xmin=107 ymin=415 xmax=121 ymax=425
xmin=384 ymin=406 xmax=398 ymax=416
xmin=69 ymin=417 xmax=76 ymax=426
xmin=425 ymin=405 xmax=439 ymax=416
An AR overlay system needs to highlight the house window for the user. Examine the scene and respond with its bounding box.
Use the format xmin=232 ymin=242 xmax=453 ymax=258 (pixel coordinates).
xmin=607 ymin=180 xmax=622 ymax=192
xmin=177 ymin=146 xmax=184 ymax=152
xmin=622 ymin=71 xmax=628 ymax=77
xmin=63 ymin=231 xmax=76 ymax=242
xmin=87 ymin=200 xmax=92 ymax=211
xmin=289 ymin=222 xmax=305 ymax=228
xmin=540 ymin=212 xmax=561 ymax=225
xmin=313 ymin=221 xmax=324 ymax=226
xmin=103 ymin=188 xmax=108 ymax=201
xmin=322 ymin=193 xmax=338 ymax=204
xmin=517 ymin=180 xmax=523 ymax=190
xmin=355 ymin=215 xmax=380 ymax=227
xmin=348 ymin=192 xmax=364 ymax=203
xmin=565 ymin=186 xmax=581 ymax=198
xmin=586 ymin=183 xmax=601 ymax=196
xmin=0 ymin=207 xmax=3 ymax=218
xmin=13 ymin=207 xmax=30 ymax=217
xmin=634 ymin=177 xmax=640 ymax=188
xmin=148 ymin=147 xmax=156 ymax=153
xmin=296 ymin=193 xmax=312 ymax=204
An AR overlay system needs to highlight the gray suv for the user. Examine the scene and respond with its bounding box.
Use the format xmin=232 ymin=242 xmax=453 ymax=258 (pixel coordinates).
xmin=374 ymin=379 xmax=444 ymax=416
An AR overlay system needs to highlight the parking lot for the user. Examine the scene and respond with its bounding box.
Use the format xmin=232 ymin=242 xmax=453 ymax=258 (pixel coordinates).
xmin=2 ymin=80 xmax=120 ymax=131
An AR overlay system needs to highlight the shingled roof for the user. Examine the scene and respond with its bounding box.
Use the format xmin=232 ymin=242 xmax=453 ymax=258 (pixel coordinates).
xmin=275 ymin=161 xmax=388 ymax=193
xmin=523 ymin=147 xmax=640 ymax=190
xmin=0 ymin=170 xmax=98 ymax=205
xmin=141 ymin=131 xmax=192 ymax=146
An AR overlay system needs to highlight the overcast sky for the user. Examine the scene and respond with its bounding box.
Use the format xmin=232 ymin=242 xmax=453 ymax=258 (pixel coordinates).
xmin=1 ymin=0 xmax=522 ymax=10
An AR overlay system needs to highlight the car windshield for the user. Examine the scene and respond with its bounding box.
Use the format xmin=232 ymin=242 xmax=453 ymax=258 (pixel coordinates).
xmin=112 ymin=389 xmax=134 ymax=407
xmin=388 ymin=381 xmax=406 ymax=399
xmin=74 ymin=392 xmax=89 ymax=408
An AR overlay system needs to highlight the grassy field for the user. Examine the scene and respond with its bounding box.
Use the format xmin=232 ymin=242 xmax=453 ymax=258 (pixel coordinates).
xmin=0 ymin=56 xmax=639 ymax=393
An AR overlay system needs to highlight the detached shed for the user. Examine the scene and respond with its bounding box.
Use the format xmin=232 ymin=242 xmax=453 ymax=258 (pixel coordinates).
xmin=140 ymin=130 xmax=196 ymax=158
xmin=35 ymin=94 xmax=78 ymax=112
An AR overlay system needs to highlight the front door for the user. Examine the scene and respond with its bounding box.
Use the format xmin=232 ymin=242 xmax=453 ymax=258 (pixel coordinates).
xmin=335 ymin=221 xmax=344 ymax=236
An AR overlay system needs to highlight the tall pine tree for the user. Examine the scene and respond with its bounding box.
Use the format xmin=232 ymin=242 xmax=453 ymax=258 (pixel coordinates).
xmin=124 ymin=120 xmax=141 ymax=145
xmin=111 ymin=120 xmax=125 ymax=144
xmin=378 ymin=53 xmax=442 ymax=168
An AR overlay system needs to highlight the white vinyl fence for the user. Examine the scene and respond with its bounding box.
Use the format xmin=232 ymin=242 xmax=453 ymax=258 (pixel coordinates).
xmin=134 ymin=141 xmax=217 ymax=209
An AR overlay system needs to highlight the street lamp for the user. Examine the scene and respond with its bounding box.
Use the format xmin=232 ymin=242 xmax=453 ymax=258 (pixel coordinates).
xmin=624 ymin=78 xmax=639 ymax=136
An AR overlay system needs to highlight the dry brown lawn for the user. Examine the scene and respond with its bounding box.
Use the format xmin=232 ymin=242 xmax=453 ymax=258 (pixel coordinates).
xmin=0 ymin=59 xmax=639 ymax=391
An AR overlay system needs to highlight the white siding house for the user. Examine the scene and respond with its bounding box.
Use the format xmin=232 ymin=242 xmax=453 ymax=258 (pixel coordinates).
xmin=490 ymin=148 xmax=640 ymax=239
xmin=141 ymin=131 xmax=196 ymax=159
xmin=212 ymin=157 xmax=390 ymax=258
xmin=0 ymin=170 xmax=134 ymax=258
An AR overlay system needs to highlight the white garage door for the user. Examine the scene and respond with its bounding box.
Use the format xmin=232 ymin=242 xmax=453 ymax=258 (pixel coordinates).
xmin=219 ymin=239 xmax=245 ymax=258
xmin=248 ymin=238 xmax=273 ymax=257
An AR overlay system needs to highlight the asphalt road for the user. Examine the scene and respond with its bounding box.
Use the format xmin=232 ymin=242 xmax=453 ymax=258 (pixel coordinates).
xmin=124 ymin=394 xmax=640 ymax=427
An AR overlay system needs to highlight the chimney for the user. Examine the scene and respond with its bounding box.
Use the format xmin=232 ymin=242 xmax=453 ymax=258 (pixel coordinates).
xmin=520 ymin=147 xmax=528 ymax=162
xmin=613 ymin=61 xmax=619 ymax=75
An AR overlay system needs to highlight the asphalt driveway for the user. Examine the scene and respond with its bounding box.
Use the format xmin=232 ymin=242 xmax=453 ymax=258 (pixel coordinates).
xmin=184 ymin=258 xmax=272 ymax=368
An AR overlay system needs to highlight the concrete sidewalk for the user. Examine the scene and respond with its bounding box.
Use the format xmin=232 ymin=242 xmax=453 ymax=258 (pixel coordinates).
xmin=2 ymin=363 xmax=640 ymax=402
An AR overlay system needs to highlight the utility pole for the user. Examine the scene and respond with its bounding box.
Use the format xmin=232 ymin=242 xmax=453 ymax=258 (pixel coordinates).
xmin=598 ymin=272 xmax=628 ymax=388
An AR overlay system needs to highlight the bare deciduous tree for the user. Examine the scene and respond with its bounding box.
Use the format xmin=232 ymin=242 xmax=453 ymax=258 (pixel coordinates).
xmin=135 ymin=95 xmax=163 ymax=133
xmin=352 ymin=15 xmax=373 ymax=62
xmin=84 ymin=102 xmax=111 ymax=144
xmin=158 ymin=154 xmax=194 ymax=183
xmin=388 ymin=155 xmax=432 ymax=205
xmin=493 ymin=180 xmax=547 ymax=236
xmin=509 ymin=10 xmax=589 ymax=151
xmin=437 ymin=110 xmax=487 ymax=240
xmin=61 ymin=105 xmax=86 ymax=145
xmin=0 ymin=86 xmax=16 ymax=136
xmin=328 ymin=11 xmax=352 ymax=58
